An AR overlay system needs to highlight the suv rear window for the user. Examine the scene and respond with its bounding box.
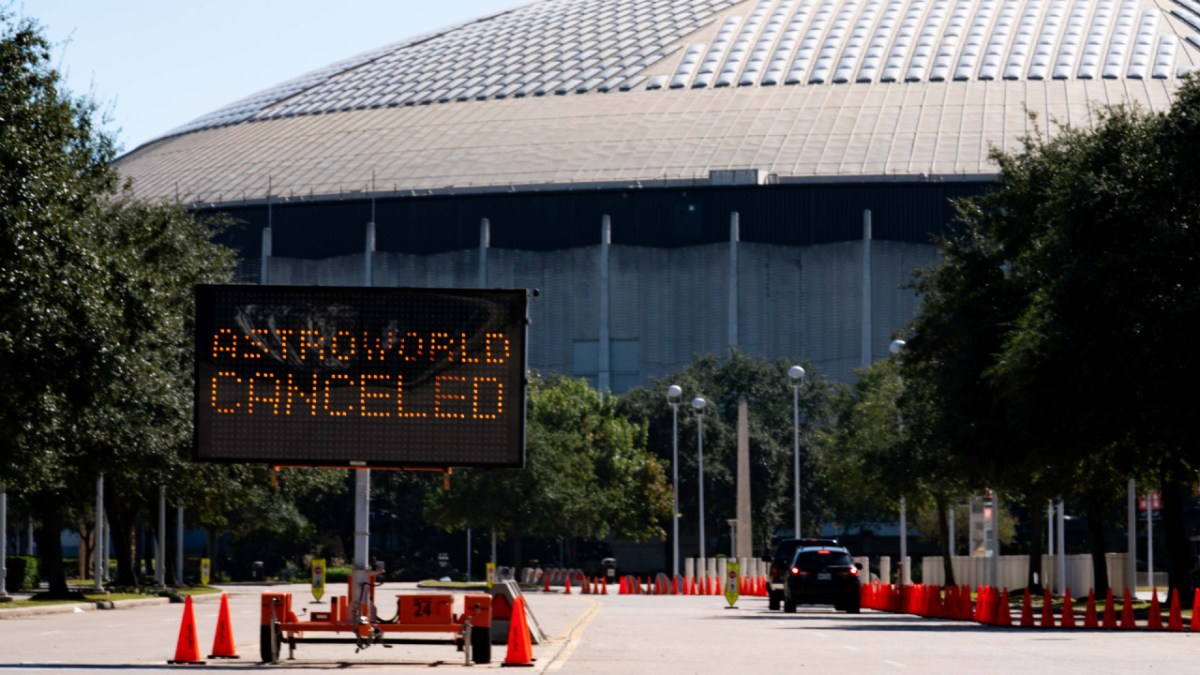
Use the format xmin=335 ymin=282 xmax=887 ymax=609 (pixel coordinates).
xmin=793 ymin=550 xmax=853 ymax=569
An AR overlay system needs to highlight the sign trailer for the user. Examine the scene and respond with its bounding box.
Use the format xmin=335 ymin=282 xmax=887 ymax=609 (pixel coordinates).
xmin=194 ymin=285 xmax=530 ymax=664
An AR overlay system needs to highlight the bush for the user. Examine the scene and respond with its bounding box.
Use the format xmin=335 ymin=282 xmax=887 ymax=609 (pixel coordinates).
xmin=5 ymin=556 xmax=39 ymax=592
xmin=325 ymin=566 xmax=353 ymax=583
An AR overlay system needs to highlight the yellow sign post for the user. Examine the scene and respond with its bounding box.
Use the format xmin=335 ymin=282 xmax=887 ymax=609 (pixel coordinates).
xmin=199 ymin=558 xmax=211 ymax=586
xmin=724 ymin=561 xmax=740 ymax=609
xmin=486 ymin=562 xmax=497 ymax=590
xmin=311 ymin=558 xmax=327 ymax=602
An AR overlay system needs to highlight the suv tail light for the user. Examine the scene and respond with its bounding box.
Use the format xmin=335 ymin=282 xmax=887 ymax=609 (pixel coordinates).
xmin=790 ymin=566 xmax=809 ymax=577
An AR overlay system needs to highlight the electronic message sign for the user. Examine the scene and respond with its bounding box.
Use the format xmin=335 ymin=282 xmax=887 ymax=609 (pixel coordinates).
xmin=194 ymin=285 xmax=528 ymax=467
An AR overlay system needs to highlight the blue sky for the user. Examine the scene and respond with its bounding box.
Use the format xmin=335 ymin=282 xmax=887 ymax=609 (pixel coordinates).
xmin=20 ymin=1 xmax=521 ymax=153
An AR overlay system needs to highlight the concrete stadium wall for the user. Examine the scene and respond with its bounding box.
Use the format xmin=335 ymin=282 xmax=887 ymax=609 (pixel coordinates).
xmin=265 ymin=239 xmax=938 ymax=386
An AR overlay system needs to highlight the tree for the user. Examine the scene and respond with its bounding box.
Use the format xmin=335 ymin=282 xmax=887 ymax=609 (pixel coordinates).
xmin=1 ymin=12 xmax=239 ymax=594
xmin=902 ymin=75 xmax=1200 ymax=598
xmin=618 ymin=350 xmax=836 ymax=555
xmin=425 ymin=375 xmax=671 ymax=567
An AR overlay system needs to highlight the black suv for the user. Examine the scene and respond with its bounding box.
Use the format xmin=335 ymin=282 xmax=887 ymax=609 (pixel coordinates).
xmin=782 ymin=545 xmax=861 ymax=613
xmin=763 ymin=538 xmax=841 ymax=611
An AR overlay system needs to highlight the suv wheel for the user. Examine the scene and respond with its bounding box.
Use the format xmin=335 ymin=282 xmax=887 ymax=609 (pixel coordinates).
xmin=784 ymin=598 xmax=797 ymax=613
xmin=768 ymin=591 xmax=780 ymax=611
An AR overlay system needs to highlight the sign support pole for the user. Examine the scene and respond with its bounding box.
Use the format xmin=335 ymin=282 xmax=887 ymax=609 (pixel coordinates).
xmin=353 ymin=468 xmax=373 ymax=621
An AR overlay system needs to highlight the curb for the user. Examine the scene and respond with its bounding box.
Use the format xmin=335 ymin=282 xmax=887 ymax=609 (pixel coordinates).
xmin=0 ymin=592 xmax=223 ymax=620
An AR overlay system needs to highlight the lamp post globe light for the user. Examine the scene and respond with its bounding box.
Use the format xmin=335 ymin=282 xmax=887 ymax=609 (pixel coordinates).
xmin=692 ymin=396 xmax=707 ymax=561
xmin=788 ymin=365 xmax=806 ymax=538
xmin=667 ymin=384 xmax=683 ymax=578
xmin=888 ymin=338 xmax=908 ymax=584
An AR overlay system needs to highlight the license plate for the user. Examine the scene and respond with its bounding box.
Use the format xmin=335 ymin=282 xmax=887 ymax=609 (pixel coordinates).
xmin=817 ymin=573 xmax=831 ymax=581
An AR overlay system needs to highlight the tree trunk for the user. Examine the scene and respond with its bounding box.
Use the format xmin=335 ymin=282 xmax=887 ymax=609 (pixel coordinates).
xmin=1026 ymin=496 xmax=1044 ymax=593
xmin=108 ymin=500 xmax=138 ymax=587
xmin=935 ymin=493 xmax=956 ymax=587
xmin=1086 ymin=494 xmax=1109 ymax=597
xmin=1160 ymin=467 xmax=1195 ymax=608
xmin=33 ymin=502 xmax=71 ymax=598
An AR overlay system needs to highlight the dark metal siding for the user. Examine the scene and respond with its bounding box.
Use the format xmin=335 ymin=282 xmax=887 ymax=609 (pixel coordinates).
xmin=200 ymin=181 xmax=990 ymax=260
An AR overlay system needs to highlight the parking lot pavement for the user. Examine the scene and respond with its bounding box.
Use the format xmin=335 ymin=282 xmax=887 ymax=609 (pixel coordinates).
xmin=3 ymin=584 xmax=1199 ymax=674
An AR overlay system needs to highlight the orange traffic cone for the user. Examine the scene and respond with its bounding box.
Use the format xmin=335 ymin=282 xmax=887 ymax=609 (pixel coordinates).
xmin=1102 ymin=588 xmax=1116 ymax=628
xmin=1060 ymin=588 xmax=1075 ymax=628
xmin=168 ymin=595 xmax=205 ymax=664
xmin=1147 ymin=589 xmax=1163 ymax=630
xmin=564 ymin=575 xmax=572 ymax=595
xmin=1120 ymin=588 xmax=1136 ymax=629
xmin=543 ymin=572 xmax=551 ymax=593
xmin=1168 ymin=589 xmax=1183 ymax=631
xmin=672 ymin=576 xmax=680 ymax=595
xmin=1040 ymin=588 xmax=1054 ymax=627
xmin=601 ymin=577 xmax=608 ymax=595
xmin=501 ymin=596 xmax=534 ymax=668
xmin=1191 ymin=589 xmax=1200 ymax=632
xmin=998 ymin=588 xmax=1012 ymax=626
xmin=1083 ymin=589 xmax=1098 ymax=628
xmin=1019 ymin=588 xmax=1034 ymax=627
xmin=208 ymin=593 xmax=240 ymax=659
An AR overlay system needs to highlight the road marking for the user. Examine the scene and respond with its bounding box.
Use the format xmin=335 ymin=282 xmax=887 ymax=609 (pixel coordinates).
xmin=842 ymin=645 xmax=861 ymax=652
xmin=881 ymin=659 xmax=906 ymax=668
xmin=544 ymin=599 xmax=602 ymax=672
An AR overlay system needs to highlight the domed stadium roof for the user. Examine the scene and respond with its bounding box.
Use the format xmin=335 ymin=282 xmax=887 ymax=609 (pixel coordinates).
xmin=117 ymin=0 xmax=1200 ymax=203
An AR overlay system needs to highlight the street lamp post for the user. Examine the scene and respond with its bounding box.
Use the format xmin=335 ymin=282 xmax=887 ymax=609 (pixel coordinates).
xmin=788 ymin=365 xmax=806 ymax=538
xmin=667 ymin=384 xmax=683 ymax=579
xmin=889 ymin=339 xmax=908 ymax=585
xmin=693 ymin=397 xmax=707 ymax=561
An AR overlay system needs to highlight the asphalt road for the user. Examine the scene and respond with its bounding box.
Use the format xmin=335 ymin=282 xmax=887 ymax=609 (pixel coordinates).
xmin=1 ymin=583 xmax=1194 ymax=674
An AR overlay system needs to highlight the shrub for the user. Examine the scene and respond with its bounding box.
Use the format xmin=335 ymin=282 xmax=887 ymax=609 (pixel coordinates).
xmin=5 ymin=557 xmax=40 ymax=592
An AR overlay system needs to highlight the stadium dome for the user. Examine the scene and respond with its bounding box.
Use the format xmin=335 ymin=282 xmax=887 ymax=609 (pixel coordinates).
xmin=117 ymin=0 xmax=1200 ymax=387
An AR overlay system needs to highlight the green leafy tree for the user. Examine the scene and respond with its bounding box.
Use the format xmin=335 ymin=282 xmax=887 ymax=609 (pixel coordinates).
xmin=425 ymin=375 xmax=671 ymax=566
xmin=902 ymin=75 xmax=1200 ymax=597
xmin=2 ymin=13 xmax=123 ymax=595
xmin=1 ymin=12 xmax=240 ymax=594
xmin=618 ymin=351 xmax=835 ymax=556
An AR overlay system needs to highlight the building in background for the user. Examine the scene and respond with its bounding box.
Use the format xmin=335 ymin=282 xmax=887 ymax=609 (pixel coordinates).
xmin=116 ymin=0 xmax=1200 ymax=389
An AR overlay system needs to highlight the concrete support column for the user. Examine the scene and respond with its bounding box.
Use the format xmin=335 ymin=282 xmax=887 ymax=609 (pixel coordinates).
xmin=728 ymin=212 xmax=739 ymax=350
xmin=861 ymin=210 xmax=872 ymax=368
xmin=479 ymin=218 xmax=490 ymax=288
xmin=364 ymin=220 xmax=376 ymax=287
xmin=598 ymin=215 xmax=611 ymax=395
xmin=260 ymin=226 xmax=272 ymax=285
xmin=735 ymin=398 xmax=751 ymax=558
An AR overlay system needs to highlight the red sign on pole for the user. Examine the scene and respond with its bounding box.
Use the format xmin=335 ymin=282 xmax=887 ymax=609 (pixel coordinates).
xmin=1138 ymin=492 xmax=1161 ymax=511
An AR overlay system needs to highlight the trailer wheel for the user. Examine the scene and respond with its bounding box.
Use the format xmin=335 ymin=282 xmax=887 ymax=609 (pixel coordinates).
xmin=471 ymin=625 xmax=492 ymax=664
xmin=259 ymin=623 xmax=281 ymax=663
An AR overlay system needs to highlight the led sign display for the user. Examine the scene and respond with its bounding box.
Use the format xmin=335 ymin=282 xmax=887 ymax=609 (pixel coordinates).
xmin=194 ymin=285 xmax=528 ymax=467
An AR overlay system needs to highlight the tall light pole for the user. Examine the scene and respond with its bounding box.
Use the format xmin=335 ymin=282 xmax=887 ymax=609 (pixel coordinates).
xmin=890 ymin=339 xmax=908 ymax=585
xmin=692 ymin=397 xmax=708 ymax=561
xmin=667 ymin=384 xmax=683 ymax=578
xmin=788 ymin=365 xmax=806 ymax=538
